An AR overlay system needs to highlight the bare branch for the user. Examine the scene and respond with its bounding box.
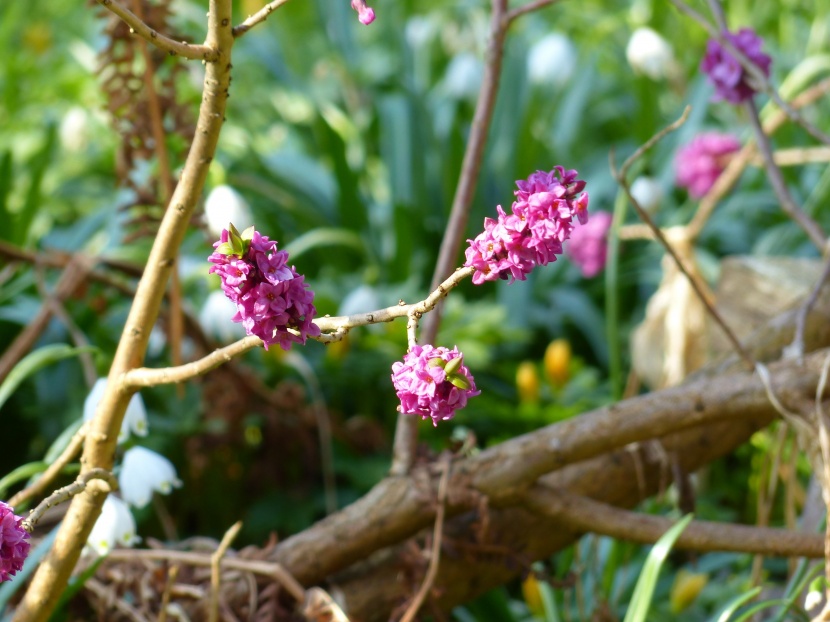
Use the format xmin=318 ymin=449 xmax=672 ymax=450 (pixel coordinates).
xmin=232 ymin=0 xmax=292 ymax=37
xmin=95 ymin=0 xmax=217 ymax=61
xmin=22 ymin=468 xmax=117 ymax=533
xmin=209 ymin=521 xmax=243 ymax=622
xmin=524 ymin=487 xmax=824 ymax=558
xmin=503 ymin=0 xmax=561 ymax=25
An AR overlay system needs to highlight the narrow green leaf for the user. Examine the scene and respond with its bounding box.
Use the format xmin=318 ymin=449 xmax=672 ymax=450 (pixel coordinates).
xmin=0 ymin=344 xmax=97 ymax=411
xmin=711 ymin=586 xmax=762 ymax=622
xmin=0 ymin=462 xmax=47 ymax=500
xmin=623 ymin=514 xmax=694 ymax=622
xmin=449 ymin=375 xmax=471 ymax=390
xmin=443 ymin=357 xmax=463 ymax=376
xmin=539 ymin=578 xmax=562 ymax=622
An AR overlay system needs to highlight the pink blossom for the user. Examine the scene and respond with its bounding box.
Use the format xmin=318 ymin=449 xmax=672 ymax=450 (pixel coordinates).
xmin=391 ymin=345 xmax=480 ymax=426
xmin=350 ymin=0 xmax=375 ymax=25
xmin=0 ymin=501 xmax=30 ymax=582
xmin=701 ymin=28 xmax=771 ymax=104
xmin=465 ymin=167 xmax=589 ymax=285
xmin=675 ymin=132 xmax=741 ymax=199
xmin=208 ymin=225 xmax=320 ymax=350
xmin=566 ymin=211 xmax=612 ymax=278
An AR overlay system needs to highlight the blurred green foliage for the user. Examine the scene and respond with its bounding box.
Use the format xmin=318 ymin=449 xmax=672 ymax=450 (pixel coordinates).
xmin=2 ymin=0 xmax=830 ymax=618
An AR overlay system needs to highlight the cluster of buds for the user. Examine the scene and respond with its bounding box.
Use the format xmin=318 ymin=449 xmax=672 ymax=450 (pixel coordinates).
xmin=701 ymin=28 xmax=771 ymax=104
xmin=0 ymin=501 xmax=30 ymax=583
xmin=464 ymin=168 xmax=589 ymax=285
xmin=208 ymin=224 xmax=320 ymax=351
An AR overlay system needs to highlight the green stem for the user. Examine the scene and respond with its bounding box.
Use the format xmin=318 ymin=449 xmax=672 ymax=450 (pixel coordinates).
xmin=605 ymin=190 xmax=628 ymax=400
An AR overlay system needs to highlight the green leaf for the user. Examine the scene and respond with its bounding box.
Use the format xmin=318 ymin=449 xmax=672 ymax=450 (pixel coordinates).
xmin=539 ymin=577 xmax=562 ymax=622
xmin=623 ymin=514 xmax=693 ymax=622
xmin=428 ymin=358 xmax=445 ymax=368
xmin=0 ymin=344 xmax=98 ymax=411
xmin=0 ymin=462 xmax=47 ymax=500
xmin=240 ymin=225 xmax=256 ymax=241
xmin=448 ymin=375 xmax=471 ymax=390
xmin=443 ymin=356 xmax=462 ymax=376
xmin=711 ymin=586 xmax=761 ymax=622
xmin=215 ymin=242 xmax=235 ymax=256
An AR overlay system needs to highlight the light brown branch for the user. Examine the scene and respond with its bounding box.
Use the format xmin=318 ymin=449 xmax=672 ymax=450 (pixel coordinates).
xmin=232 ymin=0 xmax=292 ymax=37
xmin=8 ymin=424 xmax=87 ymax=510
xmin=503 ymin=0 xmax=561 ymax=24
xmin=209 ymin=521 xmax=242 ymax=622
xmin=95 ymin=0 xmax=217 ymax=61
xmin=14 ymin=0 xmax=235 ymax=617
xmin=22 ymin=468 xmax=117 ymax=533
xmin=524 ymin=487 xmax=824 ymax=558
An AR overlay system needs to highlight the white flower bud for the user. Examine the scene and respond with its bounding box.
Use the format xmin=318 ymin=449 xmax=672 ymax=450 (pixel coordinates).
xmin=119 ymin=446 xmax=182 ymax=509
xmin=626 ymin=27 xmax=675 ymax=80
xmin=204 ymin=185 xmax=254 ymax=239
xmin=805 ymin=590 xmax=823 ymax=612
xmin=86 ymin=496 xmax=139 ymax=556
xmin=630 ymin=176 xmax=664 ymax=213
xmin=83 ymin=378 xmax=148 ymax=444
xmin=443 ymin=53 xmax=483 ymax=101
xmin=527 ymin=33 xmax=577 ymax=87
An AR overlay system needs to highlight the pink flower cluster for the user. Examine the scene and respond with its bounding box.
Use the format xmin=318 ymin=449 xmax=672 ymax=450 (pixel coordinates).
xmin=675 ymin=133 xmax=741 ymax=199
xmin=464 ymin=167 xmax=589 ymax=285
xmin=701 ymin=28 xmax=771 ymax=104
xmin=391 ymin=345 xmax=480 ymax=426
xmin=567 ymin=211 xmax=613 ymax=278
xmin=208 ymin=225 xmax=320 ymax=351
xmin=0 ymin=501 xmax=30 ymax=583
xmin=350 ymin=0 xmax=375 ymax=24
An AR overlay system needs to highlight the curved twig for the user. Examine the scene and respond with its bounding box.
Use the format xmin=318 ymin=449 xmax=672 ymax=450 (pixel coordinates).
xmin=232 ymin=0 xmax=292 ymax=37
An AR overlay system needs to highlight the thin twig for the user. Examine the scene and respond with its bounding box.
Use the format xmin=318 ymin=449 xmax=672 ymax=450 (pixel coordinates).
xmin=95 ymin=0 xmax=217 ymax=61
xmin=610 ymin=109 xmax=756 ymax=370
xmin=815 ymin=353 xmax=830 ymax=594
xmin=209 ymin=521 xmax=243 ymax=622
xmin=399 ymin=456 xmax=452 ymax=622
xmin=787 ymin=255 xmax=830 ymax=362
xmin=669 ymin=0 xmax=830 ymax=146
xmin=22 ymin=468 xmax=117 ymax=532
xmin=232 ymin=0 xmax=292 ymax=37
xmin=124 ymin=268 xmax=474 ymax=388
xmin=107 ymin=549 xmax=307 ymax=603
xmin=8 ymin=424 xmax=87 ymax=510
xmin=156 ymin=564 xmax=179 ymax=622
xmin=524 ymin=486 xmax=825 ymax=558
xmin=503 ymin=0 xmax=561 ymax=25
xmin=86 ymin=578 xmax=151 ymax=622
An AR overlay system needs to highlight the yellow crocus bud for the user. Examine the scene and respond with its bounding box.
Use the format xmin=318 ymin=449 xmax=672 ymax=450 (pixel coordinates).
xmin=516 ymin=361 xmax=540 ymax=403
xmin=544 ymin=339 xmax=571 ymax=387
xmin=670 ymin=570 xmax=708 ymax=613
xmin=522 ymin=574 xmax=544 ymax=618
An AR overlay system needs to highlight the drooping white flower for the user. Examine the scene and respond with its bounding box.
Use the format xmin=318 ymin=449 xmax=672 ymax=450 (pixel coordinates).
xmin=805 ymin=590 xmax=823 ymax=612
xmin=630 ymin=176 xmax=664 ymax=213
xmin=86 ymin=496 xmax=139 ymax=556
xmin=204 ymin=185 xmax=254 ymax=239
xmin=83 ymin=379 xmax=148 ymax=444
xmin=198 ymin=289 xmax=247 ymax=344
xmin=626 ymin=27 xmax=675 ymax=80
xmin=118 ymin=447 xmax=182 ymax=509
xmin=527 ymin=33 xmax=577 ymax=87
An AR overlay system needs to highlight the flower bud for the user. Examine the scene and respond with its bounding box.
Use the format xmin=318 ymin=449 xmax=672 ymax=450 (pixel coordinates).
xmin=626 ymin=27 xmax=675 ymax=80
xmin=516 ymin=361 xmax=540 ymax=403
xmin=670 ymin=570 xmax=708 ymax=613
xmin=204 ymin=185 xmax=254 ymax=239
xmin=544 ymin=339 xmax=571 ymax=387
xmin=521 ymin=574 xmax=544 ymax=618
xmin=527 ymin=33 xmax=577 ymax=87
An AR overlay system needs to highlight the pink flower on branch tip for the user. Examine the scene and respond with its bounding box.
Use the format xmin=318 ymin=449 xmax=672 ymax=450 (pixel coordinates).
xmin=0 ymin=501 xmax=30 ymax=583
xmin=701 ymin=28 xmax=771 ymax=104
xmin=675 ymin=132 xmax=741 ymax=199
xmin=351 ymin=0 xmax=375 ymax=25
xmin=208 ymin=224 xmax=320 ymax=351
xmin=566 ymin=210 xmax=612 ymax=278
xmin=464 ymin=166 xmax=589 ymax=285
xmin=391 ymin=345 xmax=480 ymax=426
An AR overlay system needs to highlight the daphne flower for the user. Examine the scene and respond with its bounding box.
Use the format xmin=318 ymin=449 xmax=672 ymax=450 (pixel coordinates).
xmin=84 ymin=378 xmax=148 ymax=443
xmin=626 ymin=27 xmax=675 ymax=80
xmin=567 ymin=211 xmax=613 ymax=278
xmin=118 ymin=447 xmax=183 ymax=509
xmin=675 ymin=133 xmax=741 ymax=198
xmin=204 ymin=185 xmax=254 ymax=239
xmin=0 ymin=501 xmax=30 ymax=582
xmin=86 ymin=496 xmax=139 ymax=556
xmin=350 ymin=0 xmax=375 ymax=25
xmin=391 ymin=345 xmax=480 ymax=426
xmin=465 ymin=167 xmax=589 ymax=284
xmin=701 ymin=28 xmax=771 ymax=103
xmin=208 ymin=225 xmax=320 ymax=351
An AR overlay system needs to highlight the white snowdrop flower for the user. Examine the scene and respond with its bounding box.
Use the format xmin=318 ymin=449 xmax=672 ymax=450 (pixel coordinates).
xmin=84 ymin=378 xmax=148 ymax=444
xmin=86 ymin=496 xmax=140 ymax=556
xmin=204 ymin=185 xmax=253 ymax=239
xmin=443 ymin=53 xmax=483 ymax=101
xmin=805 ymin=590 xmax=823 ymax=612
xmin=59 ymin=107 xmax=90 ymax=153
xmin=527 ymin=33 xmax=577 ymax=87
xmin=119 ymin=446 xmax=182 ymax=509
xmin=199 ymin=290 xmax=246 ymax=344
xmin=626 ymin=27 xmax=675 ymax=80
xmin=630 ymin=176 xmax=664 ymax=213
